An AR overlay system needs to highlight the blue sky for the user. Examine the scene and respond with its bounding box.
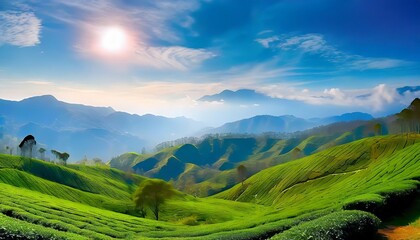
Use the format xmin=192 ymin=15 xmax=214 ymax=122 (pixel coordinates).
xmin=0 ymin=0 xmax=419 ymax=125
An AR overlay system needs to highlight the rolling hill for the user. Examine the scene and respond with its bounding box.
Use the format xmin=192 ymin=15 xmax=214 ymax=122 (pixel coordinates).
xmin=111 ymin=98 xmax=420 ymax=197
xmin=112 ymin=130 xmax=377 ymax=196
xmin=1 ymin=134 xmax=420 ymax=239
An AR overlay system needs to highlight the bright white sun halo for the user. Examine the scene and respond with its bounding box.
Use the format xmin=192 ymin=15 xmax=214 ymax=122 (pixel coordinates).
xmin=100 ymin=27 xmax=127 ymax=53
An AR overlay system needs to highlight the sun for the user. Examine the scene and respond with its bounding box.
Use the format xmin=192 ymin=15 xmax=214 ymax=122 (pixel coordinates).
xmin=100 ymin=27 xmax=127 ymax=53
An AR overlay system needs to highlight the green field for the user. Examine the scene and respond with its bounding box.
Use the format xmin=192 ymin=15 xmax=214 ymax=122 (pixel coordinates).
xmin=1 ymin=134 xmax=419 ymax=239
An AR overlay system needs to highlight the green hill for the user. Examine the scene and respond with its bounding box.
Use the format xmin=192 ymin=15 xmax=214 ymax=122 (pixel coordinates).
xmin=113 ymin=97 xmax=419 ymax=197
xmin=112 ymin=131 xmax=373 ymax=196
xmin=1 ymin=134 xmax=419 ymax=239
xmin=216 ymin=134 xmax=420 ymax=217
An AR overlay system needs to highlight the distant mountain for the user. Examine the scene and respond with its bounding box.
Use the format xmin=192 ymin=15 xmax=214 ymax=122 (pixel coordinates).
xmin=206 ymin=112 xmax=373 ymax=134
xmin=397 ymin=86 xmax=420 ymax=95
xmin=198 ymin=89 xmax=272 ymax=103
xmin=0 ymin=95 xmax=205 ymax=161
xmin=316 ymin=112 xmax=374 ymax=125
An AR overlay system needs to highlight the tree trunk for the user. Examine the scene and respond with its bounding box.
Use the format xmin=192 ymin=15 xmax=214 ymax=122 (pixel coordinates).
xmin=154 ymin=204 xmax=159 ymax=220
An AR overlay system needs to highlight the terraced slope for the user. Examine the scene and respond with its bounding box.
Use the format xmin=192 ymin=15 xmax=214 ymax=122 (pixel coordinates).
xmin=216 ymin=134 xmax=420 ymax=214
xmin=1 ymin=134 xmax=419 ymax=239
xmin=113 ymin=132 xmax=369 ymax=196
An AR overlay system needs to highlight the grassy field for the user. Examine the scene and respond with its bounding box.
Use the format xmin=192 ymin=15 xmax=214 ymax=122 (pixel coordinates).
xmin=0 ymin=134 xmax=419 ymax=239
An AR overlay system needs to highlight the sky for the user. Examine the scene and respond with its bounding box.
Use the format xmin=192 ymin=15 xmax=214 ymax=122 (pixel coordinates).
xmin=0 ymin=0 xmax=420 ymax=126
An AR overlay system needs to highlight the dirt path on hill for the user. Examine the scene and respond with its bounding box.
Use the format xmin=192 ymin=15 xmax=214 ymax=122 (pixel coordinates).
xmin=278 ymin=168 xmax=365 ymax=195
xmin=378 ymin=225 xmax=420 ymax=240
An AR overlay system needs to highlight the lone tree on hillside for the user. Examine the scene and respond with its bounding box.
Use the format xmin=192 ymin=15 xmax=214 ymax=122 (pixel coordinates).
xmin=19 ymin=135 xmax=36 ymax=158
xmin=61 ymin=152 xmax=70 ymax=165
xmin=237 ymin=164 xmax=248 ymax=186
xmin=5 ymin=146 xmax=12 ymax=155
xmin=133 ymin=179 xmax=176 ymax=220
xmin=38 ymin=148 xmax=46 ymax=160
xmin=51 ymin=150 xmax=70 ymax=165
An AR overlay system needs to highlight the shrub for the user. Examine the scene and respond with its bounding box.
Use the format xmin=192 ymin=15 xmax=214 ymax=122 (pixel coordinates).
xmin=178 ymin=215 xmax=199 ymax=226
xmin=271 ymin=210 xmax=381 ymax=240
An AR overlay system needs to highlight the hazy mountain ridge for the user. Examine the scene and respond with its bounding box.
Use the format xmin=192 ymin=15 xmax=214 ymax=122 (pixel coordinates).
xmin=206 ymin=112 xmax=373 ymax=134
xmin=111 ymin=98 xmax=420 ymax=196
xmin=0 ymin=95 xmax=204 ymax=161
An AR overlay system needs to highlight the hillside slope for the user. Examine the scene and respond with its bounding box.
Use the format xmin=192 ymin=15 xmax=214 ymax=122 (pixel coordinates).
xmin=1 ymin=134 xmax=419 ymax=239
xmin=216 ymin=134 xmax=420 ymax=215
xmin=113 ymin=131 xmax=376 ymax=196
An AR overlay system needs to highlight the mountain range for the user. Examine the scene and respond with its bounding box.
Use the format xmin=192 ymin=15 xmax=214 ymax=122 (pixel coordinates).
xmin=0 ymin=94 xmax=389 ymax=162
xmin=206 ymin=112 xmax=373 ymax=134
xmin=0 ymin=95 xmax=204 ymax=161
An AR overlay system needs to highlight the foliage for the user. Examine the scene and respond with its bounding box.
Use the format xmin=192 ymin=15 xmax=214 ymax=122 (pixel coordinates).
xmin=178 ymin=215 xmax=200 ymax=226
xmin=134 ymin=179 xmax=177 ymax=220
xmin=270 ymin=210 xmax=381 ymax=240
xmin=51 ymin=150 xmax=70 ymax=165
xmin=19 ymin=135 xmax=36 ymax=158
xmin=236 ymin=164 xmax=247 ymax=185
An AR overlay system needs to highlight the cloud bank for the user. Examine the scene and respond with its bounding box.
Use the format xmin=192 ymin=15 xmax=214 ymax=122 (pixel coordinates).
xmin=256 ymin=33 xmax=408 ymax=70
xmin=0 ymin=11 xmax=41 ymax=47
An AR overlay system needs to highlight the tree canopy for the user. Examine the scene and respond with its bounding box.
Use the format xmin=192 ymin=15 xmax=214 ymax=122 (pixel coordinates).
xmin=51 ymin=150 xmax=70 ymax=165
xmin=237 ymin=164 xmax=248 ymax=185
xmin=133 ymin=179 xmax=176 ymax=220
xmin=19 ymin=135 xmax=36 ymax=158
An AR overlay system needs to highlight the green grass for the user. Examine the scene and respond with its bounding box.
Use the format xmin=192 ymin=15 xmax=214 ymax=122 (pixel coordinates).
xmin=0 ymin=134 xmax=419 ymax=239
xmin=216 ymin=134 xmax=420 ymax=217
xmin=114 ymin=134 xmax=355 ymax=197
xmin=270 ymin=210 xmax=380 ymax=240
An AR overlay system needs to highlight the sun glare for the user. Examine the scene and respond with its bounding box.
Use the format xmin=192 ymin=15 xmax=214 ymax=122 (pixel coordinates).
xmin=100 ymin=27 xmax=127 ymax=53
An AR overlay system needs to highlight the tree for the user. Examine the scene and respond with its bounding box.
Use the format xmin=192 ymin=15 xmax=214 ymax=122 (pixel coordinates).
xmin=374 ymin=123 xmax=382 ymax=136
xmin=61 ymin=152 xmax=70 ymax=165
xmin=237 ymin=164 xmax=248 ymax=186
xmin=51 ymin=150 xmax=60 ymax=161
xmin=51 ymin=150 xmax=70 ymax=165
xmin=133 ymin=179 xmax=176 ymax=220
xmin=92 ymin=158 xmax=104 ymax=166
xmin=38 ymin=148 xmax=46 ymax=160
xmin=18 ymin=135 xmax=36 ymax=158
xmin=5 ymin=146 xmax=11 ymax=155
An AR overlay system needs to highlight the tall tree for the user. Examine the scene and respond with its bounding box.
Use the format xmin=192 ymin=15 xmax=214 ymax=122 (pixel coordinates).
xmin=38 ymin=148 xmax=46 ymax=160
xmin=237 ymin=164 xmax=248 ymax=186
xmin=133 ymin=179 xmax=176 ymax=220
xmin=61 ymin=152 xmax=70 ymax=165
xmin=18 ymin=135 xmax=36 ymax=158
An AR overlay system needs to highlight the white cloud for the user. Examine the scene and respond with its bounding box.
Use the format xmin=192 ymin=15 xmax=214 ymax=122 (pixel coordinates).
xmin=135 ymin=46 xmax=216 ymax=70
xmin=20 ymin=80 xmax=53 ymax=85
xmin=0 ymin=11 xmax=41 ymax=47
xmin=255 ymin=36 xmax=279 ymax=48
xmin=256 ymin=33 xmax=408 ymax=71
xmin=348 ymin=58 xmax=408 ymax=70
xmin=254 ymin=82 xmax=419 ymax=113
xmin=279 ymin=34 xmax=328 ymax=53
